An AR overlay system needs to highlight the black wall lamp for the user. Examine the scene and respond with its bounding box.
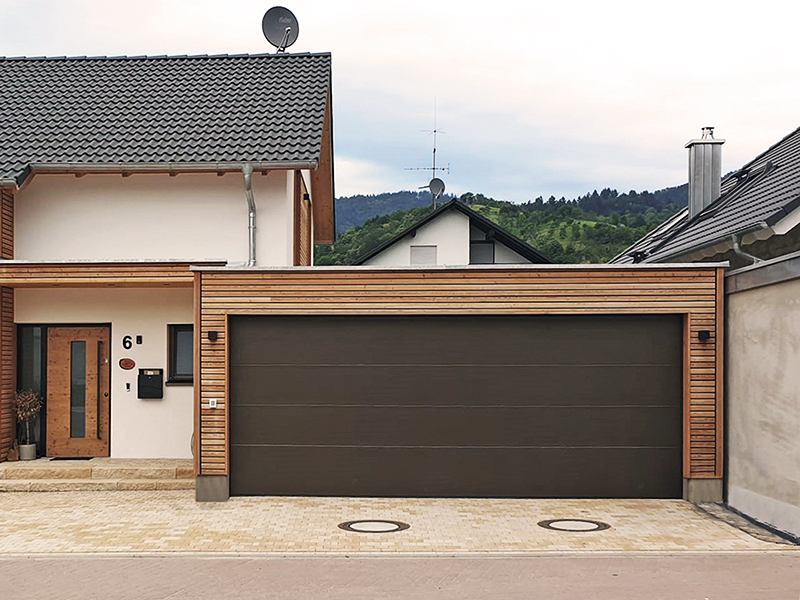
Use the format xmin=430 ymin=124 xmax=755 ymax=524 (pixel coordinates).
xmin=208 ymin=331 xmax=219 ymax=342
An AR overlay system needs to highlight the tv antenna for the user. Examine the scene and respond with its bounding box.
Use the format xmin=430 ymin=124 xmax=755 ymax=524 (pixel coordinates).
xmin=405 ymin=102 xmax=450 ymax=207
xmin=262 ymin=6 xmax=299 ymax=53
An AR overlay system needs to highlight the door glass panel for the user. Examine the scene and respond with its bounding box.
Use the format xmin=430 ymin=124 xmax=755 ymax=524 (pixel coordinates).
xmin=70 ymin=341 xmax=87 ymax=438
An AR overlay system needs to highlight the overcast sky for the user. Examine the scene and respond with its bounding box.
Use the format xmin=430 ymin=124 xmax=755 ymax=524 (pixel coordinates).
xmin=3 ymin=0 xmax=799 ymax=202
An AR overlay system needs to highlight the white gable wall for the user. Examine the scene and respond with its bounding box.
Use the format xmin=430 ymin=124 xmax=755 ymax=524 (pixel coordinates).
xmin=15 ymin=172 xmax=295 ymax=265
xmin=495 ymin=244 xmax=530 ymax=264
xmin=364 ymin=210 xmax=470 ymax=266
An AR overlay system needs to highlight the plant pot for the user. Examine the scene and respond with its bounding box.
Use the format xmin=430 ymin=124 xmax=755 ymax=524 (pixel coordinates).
xmin=19 ymin=444 xmax=36 ymax=461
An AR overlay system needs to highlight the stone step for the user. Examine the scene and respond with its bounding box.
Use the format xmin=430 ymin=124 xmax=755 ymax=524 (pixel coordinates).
xmin=0 ymin=463 xmax=195 ymax=481
xmin=0 ymin=478 xmax=195 ymax=492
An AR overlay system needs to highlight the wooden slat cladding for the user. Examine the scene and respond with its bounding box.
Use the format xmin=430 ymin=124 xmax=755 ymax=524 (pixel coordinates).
xmin=196 ymin=266 xmax=723 ymax=480
xmin=293 ymin=172 xmax=312 ymax=266
xmin=0 ymin=261 xmax=224 ymax=288
xmin=0 ymin=288 xmax=14 ymax=461
xmin=310 ymin=99 xmax=334 ymax=244
xmin=1 ymin=189 xmax=13 ymax=260
xmin=0 ymin=188 xmax=12 ymax=460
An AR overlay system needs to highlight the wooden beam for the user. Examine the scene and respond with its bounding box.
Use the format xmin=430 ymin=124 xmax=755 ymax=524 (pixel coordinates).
xmin=310 ymin=96 xmax=335 ymax=245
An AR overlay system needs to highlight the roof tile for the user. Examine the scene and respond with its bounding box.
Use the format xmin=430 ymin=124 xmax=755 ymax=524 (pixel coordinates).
xmin=0 ymin=52 xmax=331 ymax=184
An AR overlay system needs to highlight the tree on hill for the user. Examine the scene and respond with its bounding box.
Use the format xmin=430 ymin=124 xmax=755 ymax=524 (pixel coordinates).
xmin=317 ymin=188 xmax=684 ymax=265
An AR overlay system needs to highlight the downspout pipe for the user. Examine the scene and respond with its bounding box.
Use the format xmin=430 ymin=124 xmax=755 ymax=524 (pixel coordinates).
xmin=242 ymin=165 xmax=257 ymax=267
xmin=731 ymin=233 xmax=762 ymax=265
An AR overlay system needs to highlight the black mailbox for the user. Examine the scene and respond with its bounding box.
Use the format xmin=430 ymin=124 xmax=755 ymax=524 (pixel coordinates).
xmin=138 ymin=368 xmax=164 ymax=399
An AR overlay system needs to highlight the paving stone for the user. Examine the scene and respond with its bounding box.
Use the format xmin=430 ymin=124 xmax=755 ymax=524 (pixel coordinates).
xmin=153 ymin=480 xmax=195 ymax=490
xmin=92 ymin=468 xmax=175 ymax=480
xmin=0 ymin=492 xmax=795 ymax=555
xmin=27 ymin=480 xmax=118 ymax=492
xmin=116 ymin=480 xmax=158 ymax=491
xmin=176 ymin=466 xmax=195 ymax=479
xmin=2 ymin=466 xmax=93 ymax=480
xmin=0 ymin=480 xmax=32 ymax=492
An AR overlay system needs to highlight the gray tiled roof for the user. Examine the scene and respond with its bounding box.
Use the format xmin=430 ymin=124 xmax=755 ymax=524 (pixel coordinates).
xmin=0 ymin=53 xmax=331 ymax=186
xmin=612 ymin=126 xmax=800 ymax=263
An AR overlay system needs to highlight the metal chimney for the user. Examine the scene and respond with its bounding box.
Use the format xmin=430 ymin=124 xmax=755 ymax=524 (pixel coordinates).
xmin=686 ymin=127 xmax=725 ymax=219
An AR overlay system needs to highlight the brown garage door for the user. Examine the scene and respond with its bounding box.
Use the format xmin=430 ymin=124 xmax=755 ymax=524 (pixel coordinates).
xmin=229 ymin=314 xmax=682 ymax=498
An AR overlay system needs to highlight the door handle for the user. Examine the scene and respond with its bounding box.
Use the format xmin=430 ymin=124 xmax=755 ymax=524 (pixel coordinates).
xmin=103 ymin=392 xmax=109 ymax=398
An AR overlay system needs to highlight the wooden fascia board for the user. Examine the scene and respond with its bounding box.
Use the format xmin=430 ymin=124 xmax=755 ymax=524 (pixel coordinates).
xmin=0 ymin=261 xmax=225 ymax=288
xmin=311 ymin=95 xmax=335 ymax=245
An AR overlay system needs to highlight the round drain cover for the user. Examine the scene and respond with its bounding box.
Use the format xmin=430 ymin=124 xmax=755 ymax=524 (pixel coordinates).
xmin=538 ymin=518 xmax=611 ymax=532
xmin=338 ymin=520 xmax=410 ymax=533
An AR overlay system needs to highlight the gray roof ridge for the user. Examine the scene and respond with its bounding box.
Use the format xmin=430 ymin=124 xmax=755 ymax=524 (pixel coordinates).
xmin=0 ymin=51 xmax=331 ymax=61
xmin=723 ymin=125 xmax=800 ymax=181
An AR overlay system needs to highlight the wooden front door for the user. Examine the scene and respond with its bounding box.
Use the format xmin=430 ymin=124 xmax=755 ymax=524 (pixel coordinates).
xmin=47 ymin=327 xmax=111 ymax=457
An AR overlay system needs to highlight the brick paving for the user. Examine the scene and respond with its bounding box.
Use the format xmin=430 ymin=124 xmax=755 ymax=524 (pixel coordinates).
xmin=0 ymin=491 xmax=794 ymax=555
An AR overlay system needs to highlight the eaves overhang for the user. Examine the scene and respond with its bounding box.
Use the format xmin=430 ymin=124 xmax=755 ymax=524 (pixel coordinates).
xmin=10 ymin=160 xmax=320 ymax=188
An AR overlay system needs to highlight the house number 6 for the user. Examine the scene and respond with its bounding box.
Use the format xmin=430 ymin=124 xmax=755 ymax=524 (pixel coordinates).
xmin=122 ymin=336 xmax=133 ymax=350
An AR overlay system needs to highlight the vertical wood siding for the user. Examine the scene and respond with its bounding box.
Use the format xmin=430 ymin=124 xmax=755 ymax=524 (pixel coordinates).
xmin=197 ymin=267 xmax=723 ymax=480
xmin=0 ymin=288 xmax=13 ymax=461
xmin=1 ymin=189 xmax=12 ymax=260
xmin=0 ymin=189 xmax=12 ymax=460
xmin=293 ymin=172 xmax=312 ymax=267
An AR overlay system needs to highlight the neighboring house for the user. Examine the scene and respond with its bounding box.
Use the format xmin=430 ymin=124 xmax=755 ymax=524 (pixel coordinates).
xmin=0 ymin=53 xmax=726 ymax=509
xmin=612 ymin=126 xmax=800 ymax=538
xmin=0 ymin=53 xmax=334 ymax=462
xmin=355 ymin=199 xmax=551 ymax=266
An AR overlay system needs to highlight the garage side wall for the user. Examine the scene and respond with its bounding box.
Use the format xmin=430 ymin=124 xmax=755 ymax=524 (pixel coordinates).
xmin=195 ymin=267 xmax=724 ymax=495
xmin=727 ymin=261 xmax=800 ymax=537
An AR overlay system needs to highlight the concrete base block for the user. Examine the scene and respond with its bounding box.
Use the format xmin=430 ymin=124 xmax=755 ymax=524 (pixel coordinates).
xmin=684 ymin=478 xmax=723 ymax=503
xmin=196 ymin=475 xmax=229 ymax=502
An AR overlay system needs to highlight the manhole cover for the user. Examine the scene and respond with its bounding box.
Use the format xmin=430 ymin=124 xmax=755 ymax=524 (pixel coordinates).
xmin=537 ymin=519 xmax=611 ymax=532
xmin=338 ymin=520 xmax=410 ymax=533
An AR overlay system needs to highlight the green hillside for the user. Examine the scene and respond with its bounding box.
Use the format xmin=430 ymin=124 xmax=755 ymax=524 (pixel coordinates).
xmin=318 ymin=186 xmax=686 ymax=265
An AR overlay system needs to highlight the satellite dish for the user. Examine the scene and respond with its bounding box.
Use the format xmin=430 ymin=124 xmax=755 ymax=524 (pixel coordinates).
xmin=428 ymin=177 xmax=445 ymax=200
xmin=262 ymin=6 xmax=299 ymax=52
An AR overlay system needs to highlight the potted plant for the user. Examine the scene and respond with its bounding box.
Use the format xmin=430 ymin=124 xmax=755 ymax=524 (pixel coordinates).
xmin=14 ymin=390 xmax=42 ymax=461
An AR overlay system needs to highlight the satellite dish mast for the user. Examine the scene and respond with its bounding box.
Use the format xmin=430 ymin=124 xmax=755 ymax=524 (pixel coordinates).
xmin=262 ymin=6 xmax=299 ymax=53
xmin=405 ymin=103 xmax=450 ymax=208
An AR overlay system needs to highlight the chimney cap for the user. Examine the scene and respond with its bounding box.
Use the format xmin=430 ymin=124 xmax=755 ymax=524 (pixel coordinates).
xmin=686 ymin=126 xmax=725 ymax=148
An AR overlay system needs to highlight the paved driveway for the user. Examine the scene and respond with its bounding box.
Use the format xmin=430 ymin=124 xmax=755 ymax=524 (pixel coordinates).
xmin=0 ymin=491 xmax=794 ymax=555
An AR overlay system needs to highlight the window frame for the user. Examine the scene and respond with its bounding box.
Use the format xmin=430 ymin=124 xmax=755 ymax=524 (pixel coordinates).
xmin=167 ymin=324 xmax=194 ymax=385
xmin=470 ymin=240 xmax=496 ymax=264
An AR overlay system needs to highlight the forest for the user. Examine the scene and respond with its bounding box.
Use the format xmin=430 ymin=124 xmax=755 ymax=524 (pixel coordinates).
xmin=317 ymin=185 xmax=687 ymax=265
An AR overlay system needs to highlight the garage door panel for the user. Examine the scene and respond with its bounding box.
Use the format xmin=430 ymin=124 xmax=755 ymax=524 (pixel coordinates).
xmin=231 ymin=405 xmax=681 ymax=447
xmin=230 ymin=315 xmax=681 ymax=367
xmin=231 ymin=364 xmax=681 ymax=407
xmin=229 ymin=314 xmax=683 ymax=498
xmin=230 ymin=445 xmax=682 ymax=498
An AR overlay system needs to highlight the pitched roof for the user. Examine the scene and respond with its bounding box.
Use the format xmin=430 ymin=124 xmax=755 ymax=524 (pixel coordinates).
xmin=612 ymin=126 xmax=800 ymax=263
xmin=0 ymin=52 xmax=332 ymax=186
xmin=354 ymin=199 xmax=552 ymax=265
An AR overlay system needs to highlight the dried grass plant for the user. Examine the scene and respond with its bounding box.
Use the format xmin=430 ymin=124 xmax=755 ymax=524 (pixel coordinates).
xmin=14 ymin=390 xmax=42 ymax=445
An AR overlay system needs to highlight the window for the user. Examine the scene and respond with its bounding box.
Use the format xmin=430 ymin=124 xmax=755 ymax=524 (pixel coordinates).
xmin=410 ymin=245 xmax=437 ymax=265
xmin=168 ymin=325 xmax=193 ymax=384
xmin=470 ymin=241 xmax=495 ymax=264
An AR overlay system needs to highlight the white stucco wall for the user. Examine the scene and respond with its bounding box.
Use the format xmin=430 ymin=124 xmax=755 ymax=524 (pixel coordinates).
xmin=727 ymin=277 xmax=800 ymax=537
xmin=494 ymin=243 xmax=530 ymax=264
xmin=15 ymin=172 xmax=295 ymax=265
xmin=364 ymin=211 xmax=470 ymax=266
xmin=15 ymin=288 xmax=194 ymax=459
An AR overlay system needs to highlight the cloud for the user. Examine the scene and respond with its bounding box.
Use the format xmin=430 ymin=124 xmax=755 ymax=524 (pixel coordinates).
xmin=3 ymin=0 xmax=800 ymax=201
